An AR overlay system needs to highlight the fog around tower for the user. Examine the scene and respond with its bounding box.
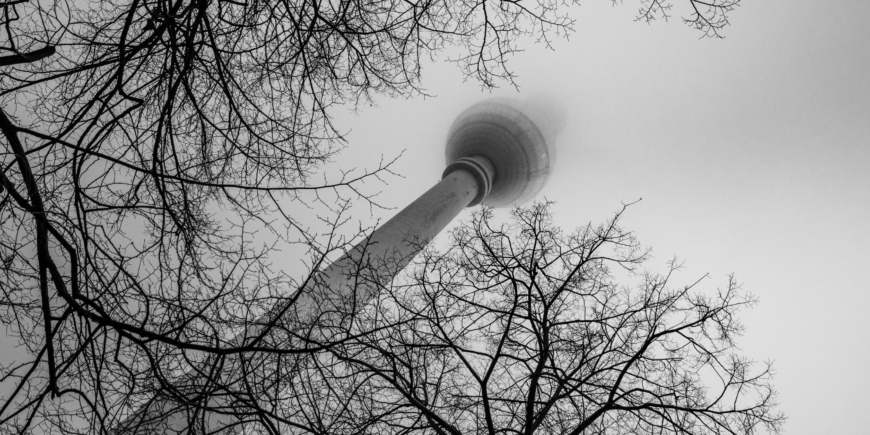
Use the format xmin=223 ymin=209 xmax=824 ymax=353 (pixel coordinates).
xmin=523 ymin=92 xmax=568 ymax=139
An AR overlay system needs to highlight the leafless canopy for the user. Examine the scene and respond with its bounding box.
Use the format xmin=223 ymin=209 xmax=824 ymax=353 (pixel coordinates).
xmin=1 ymin=0 xmax=745 ymax=433
xmin=302 ymin=203 xmax=783 ymax=434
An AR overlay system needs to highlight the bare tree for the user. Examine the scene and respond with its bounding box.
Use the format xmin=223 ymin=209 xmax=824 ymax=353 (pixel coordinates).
xmin=1 ymin=0 xmax=748 ymax=433
xmin=298 ymin=202 xmax=784 ymax=434
xmin=630 ymin=0 xmax=740 ymax=38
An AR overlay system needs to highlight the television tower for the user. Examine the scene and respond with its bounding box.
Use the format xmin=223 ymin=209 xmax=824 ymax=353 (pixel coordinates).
xmin=118 ymin=97 xmax=563 ymax=434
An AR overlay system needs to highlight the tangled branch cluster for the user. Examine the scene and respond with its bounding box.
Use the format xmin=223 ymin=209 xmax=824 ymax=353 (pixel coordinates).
xmin=631 ymin=0 xmax=740 ymax=38
xmin=269 ymin=203 xmax=784 ymax=433
xmin=0 ymin=0 xmax=748 ymax=433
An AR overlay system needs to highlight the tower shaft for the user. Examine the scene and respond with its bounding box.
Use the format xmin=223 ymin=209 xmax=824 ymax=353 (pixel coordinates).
xmin=287 ymin=161 xmax=490 ymax=322
xmin=369 ymin=166 xmax=482 ymax=258
xmin=116 ymin=97 xmax=560 ymax=434
xmin=118 ymin=164 xmax=491 ymax=434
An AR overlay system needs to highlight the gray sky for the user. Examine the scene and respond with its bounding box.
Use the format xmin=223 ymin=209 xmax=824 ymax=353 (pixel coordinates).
xmin=2 ymin=1 xmax=866 ymax=432
xmin=329 ymin=1 xmax=870 ymax=433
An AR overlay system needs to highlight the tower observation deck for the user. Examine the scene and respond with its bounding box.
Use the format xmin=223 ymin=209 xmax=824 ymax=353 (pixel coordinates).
xmin=350 ymin=97 xmax=563 ymax=279
xmin=117 ymin=97 xmax=564 ymax=434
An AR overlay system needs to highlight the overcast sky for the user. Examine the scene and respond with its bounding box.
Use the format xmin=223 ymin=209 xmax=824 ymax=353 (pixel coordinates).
xmin=1 ymin=1 xmax=866 ymax=433
xmin=327 ymin=1 xmax=870 ymax=433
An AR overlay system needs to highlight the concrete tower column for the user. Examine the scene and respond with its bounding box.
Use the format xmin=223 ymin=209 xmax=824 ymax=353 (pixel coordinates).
xmin=116 ymin=97 xmax=563 ymax=434
xmin=280 ymin=156 xmax=494 ymax=327
xmin=287 ymin=96 xmax=562 ymax=320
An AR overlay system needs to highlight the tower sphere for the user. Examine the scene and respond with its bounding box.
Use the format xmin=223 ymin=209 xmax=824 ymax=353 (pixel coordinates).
xmin=445 ymin=98 xmax=559 ymax=208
